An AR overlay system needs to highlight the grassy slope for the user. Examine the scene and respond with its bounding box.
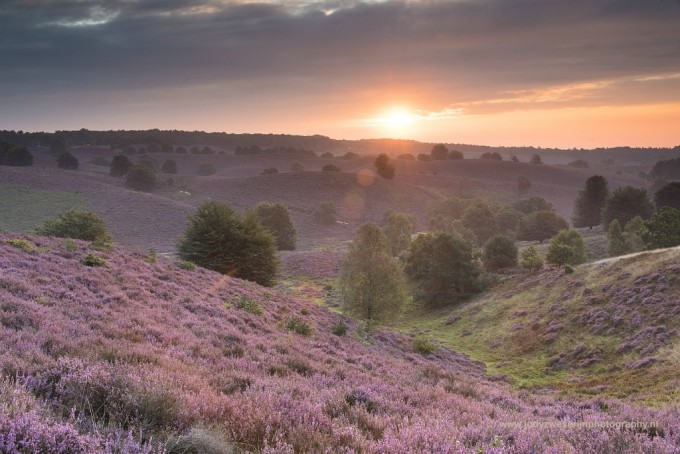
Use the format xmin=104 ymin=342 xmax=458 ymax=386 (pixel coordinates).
xmin=394 ymin=247 xmax=680 ymax=405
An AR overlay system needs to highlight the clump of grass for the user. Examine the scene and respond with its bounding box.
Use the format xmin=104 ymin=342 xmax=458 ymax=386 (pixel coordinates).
xmin=286 ymin=317 xmax=313 ymax=336
xmin=6 ymin=239 xmax=34 ymax=251
xmin=81 ymin=253 xmax=108 ymax=267
xmin=62 ymin=239 xmax=79 ymax=252
xmin=413 ymin=335 xmax=438 ymax=355
xmin=235 ymin=297 xmax=263 ymax=315
xmin=331 ymin=321 xmax=347 ymax=336
xmin=178 ymin=261 xmax=196 ymax=271
xmin=145 ymin=249 xmax=157 ymax=264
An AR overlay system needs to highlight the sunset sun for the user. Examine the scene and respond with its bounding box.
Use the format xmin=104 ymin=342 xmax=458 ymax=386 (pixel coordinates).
xmin=384 ymin=109 xmax=415 ymax=128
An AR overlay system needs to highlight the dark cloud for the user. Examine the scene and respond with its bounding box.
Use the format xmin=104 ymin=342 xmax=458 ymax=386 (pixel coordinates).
xmin=1 ymin=0 xmax=679 ymax=123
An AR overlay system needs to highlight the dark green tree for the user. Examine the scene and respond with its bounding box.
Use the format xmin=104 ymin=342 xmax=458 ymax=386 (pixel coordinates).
xmin=340 ymin=224 xmax=407 ymax=324
xmin=1 ymin=146 xmax=33 ymax=167
xmin=546 ymin=229 xmax=587 ymax=267
xmin=517 ymin=211 xmax=569 ymax=242
xmin=110 ymin=155 xmax=132 ymax=177
xmin=461 ymin=202 xmax=499 ymax=245
xmin=482 ymin=235 xmax=518 ymax=271
xmin=382 ymin=212 xmax=413 ymax=256
xmin=520 ymin=246 xmax=543 ymax=273
xmin=572 ymin=175 xmax=609 ymax=228
xmin=449 ymin=149 xmax=464 ymax=160
xmin=480 ymin=152 xmax=502 ymax=161
xmin=177 ymin=200 xmax=278 ymax=286
xmin=254 ymin=202 xmax=297 ymax=251
xmin=161 ymin=159 xmax=178 ymax=174
xmin=430 ymin=144 xmax=449 ymax=160
xmin=314 ymin=202 xmax=337 ymax=225
xmin=126 ymin=164 xmax=157 ymax=192
xmin=57 ymin=152 xmax=79 ymax=170
xmin=654 ymin=182 xmax=680 ymax=211
xmin=374 ymin=153 xmax=395 ymax=179
xmin=404 ymin=232 xmax=481 ymax=306
xmin=607 ymin=219 xmax=630 ymax=257
xmin=601 ymin=186 xmax=654 ymax=228
xmin=36 ymin=209 xmax=112 ymax=249
xmin=642 ymin=207 xmax=680 ymax=249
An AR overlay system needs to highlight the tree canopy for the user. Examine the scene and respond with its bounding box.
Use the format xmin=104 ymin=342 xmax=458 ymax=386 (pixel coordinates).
xmin=601 ymin=186 xmax=654 ymax=228
xmin=254 ymin=202 xmax=297 ymax=251
xmin=572 ymin=175 xmax=609 ymax=228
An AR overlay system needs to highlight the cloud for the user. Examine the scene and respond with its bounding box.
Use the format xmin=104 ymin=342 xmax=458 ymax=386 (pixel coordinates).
xmin=1 ymin=0 xmax=679 ymax=128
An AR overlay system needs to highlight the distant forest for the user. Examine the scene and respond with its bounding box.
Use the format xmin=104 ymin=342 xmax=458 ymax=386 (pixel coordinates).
xmin=1 ymin=129 xmax=677 ymax=164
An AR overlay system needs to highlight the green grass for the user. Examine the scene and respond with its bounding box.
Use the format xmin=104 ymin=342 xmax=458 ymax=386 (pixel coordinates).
xmin=0 ymin=183 xmax=87 ymax=232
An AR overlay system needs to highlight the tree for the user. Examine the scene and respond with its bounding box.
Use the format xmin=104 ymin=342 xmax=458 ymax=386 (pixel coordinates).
xmin=382 ymin=212 xmax=413 ymax=256
xmin=126 ymin=164 xmax=157 ymax=192
xmin=57 ymin=151 xmax=79 ymax=170
xmin=461 ymin=202 xmax=499 ymax=245
xmin=642 ymin=207 xmax=680 ymax=249
xmin=572 ymin=175 xmax=609 ymax=228
xmin=322 ymin=164 xmax=341 ymax=172
xmin=517 ymin=176 xmax=531 ymax=197
xmin=601 ymin=186 xmax=654 ymax=228
xmin=374 ymin=153 xmax=395 ymax=179
xmin=36 ymin=209 xmax=112 ymax=249
xmin=177 ymin=200 xmax=278 ymax=286
xmin=567 ymin=159 xmax=589 ymax=168
xmin=480 ymin=152 xmax=502 ymax=161
xmin=546 ymin=229 xmax=587 ymax=267
xmin=650 ymin=156 xmax=680 ymax=181
xmin=397 ymin=153 xmax=415 ymax=160
xmin=607 ymin=219 xmax=630 ymax=257
xmin=518 ymin=211 xmax=569 ymax=242
xmin=530 ymin=154 xmax=542 ymax=165
xmin=511 ymin=196 xmax=553 ymax=214
xmin=161 ymin=159 xmax=178 ymax=174
xmin=654 ymin=182 xmax=680 ymax=211
xmin=340 ymin=224 xmax=407 ymax=324
xmin=198 ymin=163 xmax=216 ymax=176
xmin=430 ymin=144 xmax=449 ymax=160
xmin=495 ymin=208 xmax=523 ymax=235
xmin=449 ymin=149 xmax=464 ymax=160
xmin=314 ymin=202 xmax=337 ymax=225
xmin=254 ymin=202 xmax=297 ymax=251
xmin=404 ymin=232 xmax=481 ymax=306
xmin=624 ymin=216 xmax=648 ymax=252
xmin=482 ymin=235 xmax=518 ymax=271
xmin=110 ymin=155 xmax=132 ymax=177
xmin=1 ymin=145 xmax=33 ymax=167
xmin=520 ymin=246 xmax=543 ymax=273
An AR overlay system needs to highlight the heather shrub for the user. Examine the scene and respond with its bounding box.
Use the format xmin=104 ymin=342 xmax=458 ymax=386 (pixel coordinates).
xmin=81 ymin=253 xmax=108 ymax=267
xmin=314 ymin=202 xmax=337 ymax=225
xmin=0 ymin=413 xmax=97 ymax=453
xmin=482 ymin=235 xmax=518 ymax=271
xmin=286 ymin=317 xmax=313 ymax=336
xmin=177 ymin=200 xmax=278 ymax=286
xmin=235 ymin=297 xmax=263 ymax=315
xmin=413 ymin=335 xmax=437 ymax=355
xmin=35 ymin=209 xmax=112 ymax=251
xmin=331 ymin=321 xmax=348 ymax=336
xmin=254 ymin=202 xmax=297 ymax=251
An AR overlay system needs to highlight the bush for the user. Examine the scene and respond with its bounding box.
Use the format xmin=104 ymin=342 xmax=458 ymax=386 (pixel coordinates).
xmin=520 ymin=246 xmax=543 ymax=272
xmin=449 ymin=149 xmax=464 ymax=160
xmin=197 ymin=163 xmax=216 ymax=176
xmin=567 ymin=159 xmax=589 ymax=168
xmin=254 ymin=202 xmax=297 ymax=250
xmin=517 ymin=176 xmax=531 ymax=196
xmin=165 ymin=426 xmax=237 ymax=454
xmin=546 ymin=229 xmax=587 ymax=267
xmin=607 ymin=219 xmax=630 ymax=257
xmin=81 ymin=253 xmax=108 ymax=267
xmin=480 ymin=152 xmax=502 ymax=161
xmin=340 ymin=224 xmax=408 ymax=323
xmin=126 ymin=164 xmax=157 ymax=192
xmin=178 ymin=260 xmax=196 ymax=271
xmin=404 ymin=232 xmax=481 ymax=306
xmin=382 ymin=212 xmax=413 ymax=256
xmin=289 ymin=161 xmax=304 ymax=172
xmin=322 ymin=164 xmax=341 ymax=172
xmin=530 ymin=154 xmax=542 ymax=164
xmin=6 ymin=239 xmax=34 ymax=251
xmin=642 ymin=207 xmax=680 ymax=249
xmin=461 ymin=202 xmax=499 ymax=245
xmin=518 ymin=211 xmax=568 ymax=242
xmin=482 ymin=235 xmax=518 ymax=271
xmin=57 ymin=151 xmax=79 ymax=170
xmin=511 ymin=196 xmax=554 ymax=214
xmin=177 ymin=200 xmax=278 ymax=286
xmin=35 ymin=209 xmax=112 ymax=249
xmin=161 ymin=159 xmax=178 ymax=174
xmin=261 ymin=167 xmax=279 ymax=175
xmin=314 ymin=202 xmax=337 ymax=225
xmin=601 ymin=186 xmax=654 ymax=228
xmin=110 ymin=155 xmax=132 ymax=176
xmin=286 ymin=317 xmax=313 ymax=336
xmin=374 ymin=153 xmax=395 ymax=179
xmin=0 ymin=145 xmax=33 ymax=167
xmin=331 ymin=322 xmax=348 ymax=336
xmin=235 ymin=297 xmax=263 ymax=315
xmin=397 ymin=153 xmax=415 ymax=160
xmin=413 ymin=335 xmax=437 ymax=355
xmin=430 ymin=144 xmax=449 ymax=160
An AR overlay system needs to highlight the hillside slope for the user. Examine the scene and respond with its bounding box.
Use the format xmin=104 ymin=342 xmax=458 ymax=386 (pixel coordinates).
xmin=1 ymin=234 xmax=679 ymax=452
xmin=402 ymin=248 xmax=680 ymax=405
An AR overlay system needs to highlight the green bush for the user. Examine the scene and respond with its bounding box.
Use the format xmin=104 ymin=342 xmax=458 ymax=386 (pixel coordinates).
xmin=110 ymin=155 xmax=132 ymax=176
xmin=602 ymin=186 xmax=654 ymax=228
xmin=331 ymin=322 xmax=348 ymax=336
xmin=126 ymin=164 xmax=157 ymax=191
xmin=286 ymin=317 xmax=313 ymax=336
xmin=197 ymin=163 xmax=216 ymax=176
xmin=56 ymin=152 xmax=79 ymax=170
xmin=643 ymin=207 xmax=680 ymax=249
xmin=254 ymin=202 xmax=297 ymax=251
xmin=178 ymin=261 xmax=196 ymax=271
xmin=81 ymin=253 xmax=108 ymax=267
xmin=413 ymin=335 xmax=437 ymax=355
xmin=482 ymin=235 xmax=518 ymax=271
xmin=235 ymin=297 xmax=263 ymax=315
xmin=35 ymin=209 xmax=112 ymax=250
xmin=520 ymin=246 xmax=543 ymax=272
xmin=546 ymin=229 xmax=588 ymax=267
xmin=517 ymin=210 xmax=568 ymax=242
xmin=6 ymin=239 xmax=34 ymax=251
xmin=374 ymin=153 xmax=395 ymax=179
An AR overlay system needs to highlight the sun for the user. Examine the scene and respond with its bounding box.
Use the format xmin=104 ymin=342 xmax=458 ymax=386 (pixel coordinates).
xmin=383 ymin=109 xmax=415 ymax=128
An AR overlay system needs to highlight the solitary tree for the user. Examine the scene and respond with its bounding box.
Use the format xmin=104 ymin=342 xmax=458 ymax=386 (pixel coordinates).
xmin=430 ymin=144 xmax=449 ymax=160
xmin=643 ymin=207 xmax=680 ymax=249
xmin=161 ymin=159 xmax=178 ymax=174
xmin=382 ymin=212 xmax=413 ymax=256
xmin=601 ymin=186 xmax=654 ymax=228
xmin=482 ymin=235 xmax=518 ymax=271
xmin=340 ymin=224 xmax=407 ymax=324
xmin=126 ymin=164 xmax=157 ymax=192
xmin=517 ymin=176 xmax=532 ymax=197
xmin=374 ymin=153 xmax=395 ymax=179
xmin=530 ymin=154 xmax=542 ymax=165
xmin=36 ymin=209 xmax=112 ymax=250
xmin=177 ymin=200 xmax=278 ymax=286
xmin=654 ymin=182 xmax=680 ymax=211
xmin=520 ymin=246 xmax=543 ymax=273
xmin=254 ymin=202 xmax=297 ymax=251
xmin=546 ymin=229 xmax=588 ymax=267
xmin=57 ymin=151 xmax=79 ymax=170
xmin=404 ymin=232 xmax=481 ymax=306
xmin=110 ymin=155 xmax=132 ymax=177
xmin=572 ymin=175 xmax=609 ymax=228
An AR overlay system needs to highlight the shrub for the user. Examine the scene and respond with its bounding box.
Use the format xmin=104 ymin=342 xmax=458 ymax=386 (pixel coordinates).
xmin=482 ymin=235 xmax=518 ymax=271
xmin=340 ymin=224 xmax=408 ymax=323
xmin=417 ymin=153 xmax=431 ymax=161
xmin=374 ymin=153 xmax=395 ymax=179
xmin=126 ymin=164 xmax=157 ymax=192
xmin=320 ymin=152 xmax=334 ymax=159
xmin=413 ymin=335 xmax=437 ymax=355
xmin=530 ymin=154 xmax=542 ymax=164
xmin=35 ymin=209 xmax=112 ymax=249
xmin=177 ymin=200 xmax=278 ymax=286
xmin=517 ymin=176 xmax=531 ymax=196
xmin=161 ymin=159 xmax=178 ymax=174
xmin=480 ymin=152 xmax=502 ymax=161
xmin=110 ymin=155 xmax=132 ymax=176
xmin=601 ymin=186 xmax=654 ymax=228
xmin=546 ymin=229 xmax=588 ymax=267
xmin=6 ymin=239 xmax=34 ymax=251
xmin=567 ymin=159 xmax=589 ymax=168
xmin=397 ymin=153 xmax=415 ymax=160
xmin=331 ymin=322 xmax=348 ymax=336
xmin=178 ymin=260 xmax=196 ymax=271
xmin=165 ymin=426 xmax=238 ymax=454
xmin=404 ymin=232 xmax=481 ymax=306
xmin=254 ymin=202 xmax=297 ymax=250
xmin=261 ymin=167 xmax=279 ymax=175
xmin=642 ymin=207 xmax=680 ymax=249
xmin=0 ymin=145 xmax=33 ymax=167
xmin=57 ymin=151 xmax=79 ymax=170
xmin=449 ymin=149 xmax=464 ymax=160
xmin=81 ymin=253 xmax=108 ymax=267
xmin=322 ymin=164 xmax=341 ymax=172
xmin=314 ymin=202 xmax=337 ymax=225
xmin=520 ymin=246 xmax=543 ymax=272
xmin=197 ymin=163 xmax=216 ymax=176
xmin=289 ymin=161 xmax=304 ymax=172
xmin=286 ymin=317 xmax=313 ymax=336
xmin=235 ymin=297 xmax=263 ymax=315
xmin=518 ymin=211 xmax=569 ymax=242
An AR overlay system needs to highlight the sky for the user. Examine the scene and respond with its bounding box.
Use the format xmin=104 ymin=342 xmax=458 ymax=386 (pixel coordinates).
xmin=1 ymin=0 xmax=680 ymax=148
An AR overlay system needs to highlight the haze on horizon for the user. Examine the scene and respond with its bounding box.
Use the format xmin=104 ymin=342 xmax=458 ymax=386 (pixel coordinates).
xmin=1 ymin=0 xmax=679 ymax=149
